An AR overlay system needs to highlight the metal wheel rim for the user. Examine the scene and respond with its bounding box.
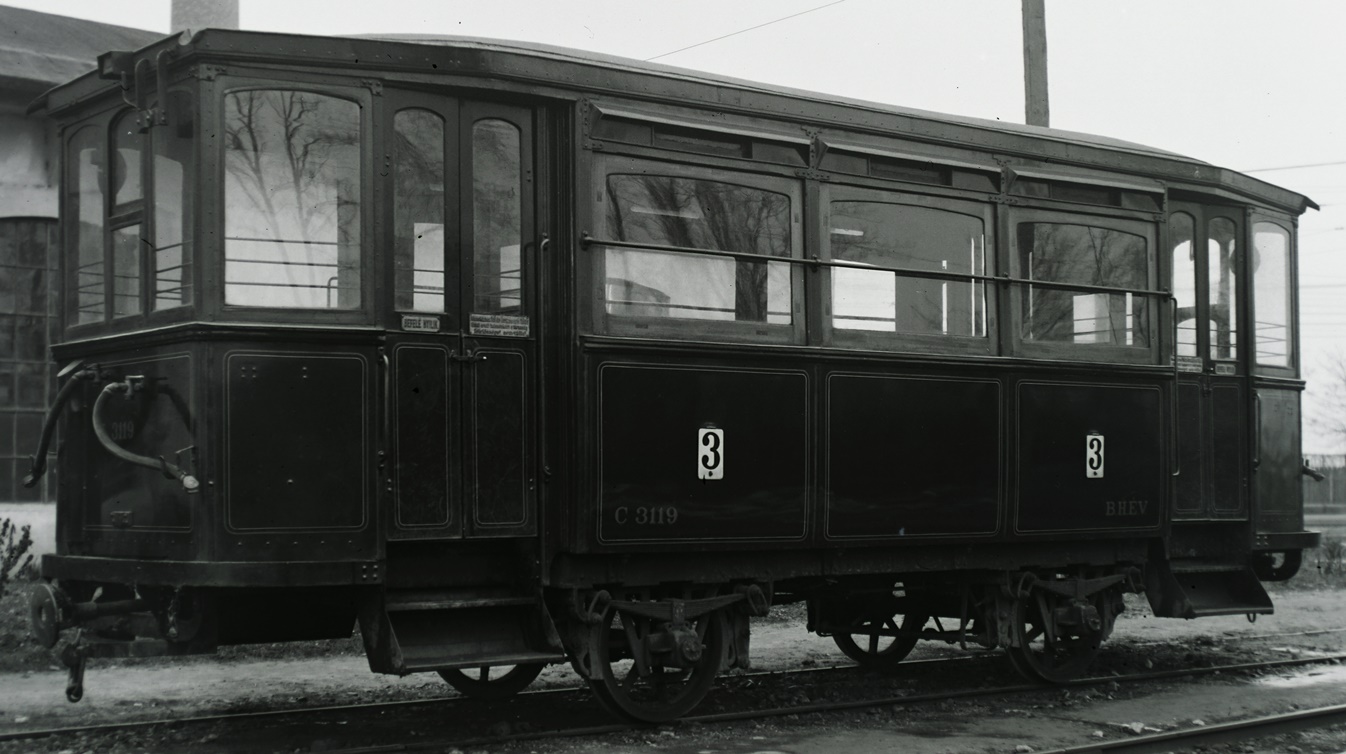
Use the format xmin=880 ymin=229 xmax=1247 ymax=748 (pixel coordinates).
xmin=587 ymin=605 xmax=725 ymax=723
xmin=438 ymin=663 xmax=545 ymax=701
xmin=1006 ymin=592 xmax=1099 ymax=683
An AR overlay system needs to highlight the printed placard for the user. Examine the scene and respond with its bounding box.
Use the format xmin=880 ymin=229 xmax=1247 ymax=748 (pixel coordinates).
xmin=698 ymin=428 xmax=724 ymax=480
xmin=401 ymin=315 xmax=441 ymax=333
xmin=1086 ymin=434 xmax=1105 ymax=479
xmin=470 ymin=313 xmax=530 ymax=338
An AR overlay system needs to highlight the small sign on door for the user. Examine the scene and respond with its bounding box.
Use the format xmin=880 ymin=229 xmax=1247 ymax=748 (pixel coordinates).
xmin=1086 ymin=434 xmax=1105 ymax=478
xmin=698 ymin=428 xmax=724 ymax=480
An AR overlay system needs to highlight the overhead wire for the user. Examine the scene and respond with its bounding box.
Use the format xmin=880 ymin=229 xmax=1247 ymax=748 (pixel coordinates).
xmin=645 ymin=0 xmax=847 ymax=61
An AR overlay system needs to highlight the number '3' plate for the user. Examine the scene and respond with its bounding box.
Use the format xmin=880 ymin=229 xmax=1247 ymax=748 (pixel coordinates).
xmin=698 ymin=428 xmax=724 ymax=480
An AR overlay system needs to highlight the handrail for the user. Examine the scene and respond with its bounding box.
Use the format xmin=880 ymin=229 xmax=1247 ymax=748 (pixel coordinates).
xmin=582 ymin=234 xmax=1169 ymax=299
xmin=1170 ymin=297 xmax=1181 ymax=479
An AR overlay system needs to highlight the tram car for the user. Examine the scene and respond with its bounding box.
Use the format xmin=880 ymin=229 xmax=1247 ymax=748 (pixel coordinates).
xmin=24 ymin=29 xmax=1320 ymax=722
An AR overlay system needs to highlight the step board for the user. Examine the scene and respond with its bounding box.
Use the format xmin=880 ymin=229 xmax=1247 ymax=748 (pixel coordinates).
xmin=362 ymin=591 xmax=565 ymax=674
xmin=1153 ymin=564 xmax=1273 ymax=619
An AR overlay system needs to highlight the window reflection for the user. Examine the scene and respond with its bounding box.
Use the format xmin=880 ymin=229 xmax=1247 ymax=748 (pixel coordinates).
xmin=111 ymin=110 xmax=142 ymax=208
xmin=1169 ymin=213 xmax=1197 ymax=357
xmin=472 ymin=119 xmax=522 ymax=314
xmin=152 ymin=92 xmax=194 ymax=310
xmin=111 ymin=226 xmax=141 ymax=317
xmin=394 ymin=109 xmax=446 ymax=313
xmin=223 ymin=90 xmax=361 ymax=309
xmin=1208 ymin=217 xmax=1237 ymax=360
xmin=1253 ymin=222 xmax=1292 ymax=367
xmin=604 ymin=174 xmax=791 ymax=324
xmin=1019 ymin=223 xmax=1149 ymax=346
xmin=829 ymin=202 xmax=986 ymax=336
xmin=68 ymin=126 xmax=105 ymax=325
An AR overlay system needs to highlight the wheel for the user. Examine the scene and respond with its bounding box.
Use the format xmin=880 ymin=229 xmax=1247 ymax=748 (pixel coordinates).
xmin=831 ymin=611 xmax=930 ymax=672
xmin=1005 ymin=591 xmax=1100 ymax=683
xmin=438 ymin=663 xmax=545 ymax=700
xmin=586 ymin=602 xmax=725 ymax=723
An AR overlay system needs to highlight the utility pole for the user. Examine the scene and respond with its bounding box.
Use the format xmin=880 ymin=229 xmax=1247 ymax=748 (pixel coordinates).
xmin=1022 ymin=0 xmax=1049 ymax=127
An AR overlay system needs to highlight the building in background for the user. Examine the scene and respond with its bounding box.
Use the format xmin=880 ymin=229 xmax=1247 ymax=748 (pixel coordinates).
xmin=0 ymin=5 xmax=161 ymax=553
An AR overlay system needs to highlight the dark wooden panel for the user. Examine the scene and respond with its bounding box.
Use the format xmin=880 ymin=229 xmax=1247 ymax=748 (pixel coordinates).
xmin=1255 ymin=388 xmax=1300 ymax=516
xmin=226 ymin=352 xmax=367 ymax=531
xmin=1211 ymin=384 xmax=1246 ymax=515
xmin=598 ymin=364 xmax=808 ymax=543
xmin=82 ymin=353 xmax=195 ymax=532
xmin=825 ymin=374 xmax=999 ymax=538
xmin=1016 ymin=382 xmax=1163 ymax=533
xmin=394 ymin=345 xmax=455 ymax=530
xmin=1173 ymin=381 xmax=1204 ymax=515
xmin=472 ymin=349 xmax=528 ymax=527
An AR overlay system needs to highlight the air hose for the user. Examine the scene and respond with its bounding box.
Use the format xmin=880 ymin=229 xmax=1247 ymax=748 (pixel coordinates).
xmin=91 ymin=379 xmax=200 ymax=492
xmin=22 ymin=367 xmax=97 ymax=488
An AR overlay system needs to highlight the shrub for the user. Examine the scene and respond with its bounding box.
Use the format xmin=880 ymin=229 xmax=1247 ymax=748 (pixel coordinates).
xmin=0 ymin=518 xmax=34 ymax=600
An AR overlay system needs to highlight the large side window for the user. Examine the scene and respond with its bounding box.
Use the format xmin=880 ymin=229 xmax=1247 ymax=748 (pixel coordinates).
xmin=1253 ymin=221 xmax=1293 ymax=368
xmin=67 ymin=125 xmax=105 ymax=325
xmin=828 ymin=200 xmax=986 ymax=339
xmin=599 ymin=168 xmax=794 ymax=333
xmin=471 ymin=118 xmax=523 ymax=315
xmin=1018 ymin=220 xmax=1152 ymax=350
xmin=1208 ymin=217 xmax=1238 ymax=360
xmin=223 ymin=90 xmax=361 ymax=309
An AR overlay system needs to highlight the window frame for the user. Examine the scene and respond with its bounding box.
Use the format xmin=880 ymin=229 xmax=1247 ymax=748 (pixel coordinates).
xmin=210 ymin=77 xmax=374 ymax=326
xmin=819 ymin=184 xmax=996 ymax=356
xmin=1249 ymin=213 xmax=1298 ymax=377
xmin=1007 ymin=207 xmax=1161 ymax=365
xmin=584 ymin=154 xmax=805 ymax=346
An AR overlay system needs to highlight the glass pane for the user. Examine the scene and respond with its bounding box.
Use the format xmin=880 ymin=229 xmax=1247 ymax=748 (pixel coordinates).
xmin=472 ymin=119 xmax=522 ymax=314
xmin=111 ymin=110 xmax=142 ymax=207
xmin=1253 ymin=222 xmax=1292 ymax=367
xmin=69 ymin=126 xmax=105 ymax=325
xmin=111 ymin=226 xmax=141 ymax=317
xmin=224 ymin=90 xmax=361 ymax=309
xmin=1019 ymin=223 xmax=1149 ymax=346
xmin=1208 ymin=217 xmax=1237 ymax=360
xmin=829 ymin=202 xmax=986 ymax=336
xmin=1169 ymin=213 xmax=1197 ymax=357
xmin=394 ymin=109 xmax=446 ymax=313
xmin=153 ymin=91 xmax=194 ymax=310
xmin=603 ymin=174 xmax=792 ymax=324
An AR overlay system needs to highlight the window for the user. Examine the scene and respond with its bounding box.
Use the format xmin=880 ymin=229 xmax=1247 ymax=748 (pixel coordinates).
xmin=828 ymin=201 xmax=986 ymax=337
xmin=1169 ymin=212 xmax=1197 ymax=357
xmin=393 ymin=108 xmax=446 ymax=313
xmin=1208 ymin=217 xmax=1237 ymax=360
xmin=67 ymin=126 xmax=105 ymax=325
xmin=110 ymin=110 xmax=142 ymax=208
xmin=223 ymin=90 xmax=361 ymax=309
xmin=1253 ymin=221 xmax=1293 ymax=367
xmin=602 ymin=173 xmax=792 ymax=325
xmin=472 ymin=119 xmax=523 ymax=315
xmin=1019 ymin=222 xmax=1150 ymax=347
xmin=152 ymin=92 xmax=194 ymax=310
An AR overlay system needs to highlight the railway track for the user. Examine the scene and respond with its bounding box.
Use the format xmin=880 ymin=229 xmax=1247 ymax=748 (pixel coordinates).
xmin=1037 ymin=703 xmax=1346 ymax=753
xmin=3 ymin=646 xmax=1345 ymax=752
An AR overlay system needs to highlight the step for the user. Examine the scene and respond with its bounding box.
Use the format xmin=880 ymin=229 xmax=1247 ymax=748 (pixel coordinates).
xmin=385 ymin=590 xmax=536 ymax=612
xmin=1160 ymin=565 xmax=1273 ymax=618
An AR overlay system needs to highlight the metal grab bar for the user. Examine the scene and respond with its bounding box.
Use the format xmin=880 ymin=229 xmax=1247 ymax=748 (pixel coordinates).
xmin=1170 ymin=297 xmax=1181 ymax=479
xmin=91 ymin=380 xmax=199 ymax=492
xmin=582 ymin=234 xmax=1169 ymax=299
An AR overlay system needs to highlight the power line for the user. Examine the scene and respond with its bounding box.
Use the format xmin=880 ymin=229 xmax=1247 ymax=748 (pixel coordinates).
xmin=645 ymin=0 xmax=847 ymax=62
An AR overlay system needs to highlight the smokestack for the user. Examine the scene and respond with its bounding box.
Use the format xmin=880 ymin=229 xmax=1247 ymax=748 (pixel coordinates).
xmin=172 ymin=0 xmax=240 ymax=33
xmin=1022 ymin=0 xmax=1049 ymax=127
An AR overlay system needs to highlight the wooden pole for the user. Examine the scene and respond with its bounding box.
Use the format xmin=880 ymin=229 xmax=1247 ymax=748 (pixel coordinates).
xmin=1022 ymin=0 xmax=1050 ymax=127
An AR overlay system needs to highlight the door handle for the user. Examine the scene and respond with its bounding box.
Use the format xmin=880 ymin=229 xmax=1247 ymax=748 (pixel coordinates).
xmin=450 ymin=350 xmax=485 ymax=363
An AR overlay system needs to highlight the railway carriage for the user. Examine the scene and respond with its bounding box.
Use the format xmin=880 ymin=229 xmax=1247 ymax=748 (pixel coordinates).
xmin=24 ymin=29 xmax=1319 ymax=722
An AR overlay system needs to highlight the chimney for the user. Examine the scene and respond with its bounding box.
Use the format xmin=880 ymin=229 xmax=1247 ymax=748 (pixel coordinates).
xmin=172 ymin=0 xmax=240 ymax=33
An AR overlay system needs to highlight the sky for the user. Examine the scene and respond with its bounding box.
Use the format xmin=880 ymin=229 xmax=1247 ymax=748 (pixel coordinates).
xmin=7 ymin=0 xmax=1346 ymax=450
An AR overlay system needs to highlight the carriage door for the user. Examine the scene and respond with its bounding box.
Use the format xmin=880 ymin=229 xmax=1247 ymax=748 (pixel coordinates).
xmin=386 ymin=94 xmax=537 ymax=539
xmin=1169 ymin=203 xmax=1248 ymax=520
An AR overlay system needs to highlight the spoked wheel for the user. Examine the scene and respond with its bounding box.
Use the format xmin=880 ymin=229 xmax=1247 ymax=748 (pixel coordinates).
xmin=587 ymin=603 xmax=725 ymax=723
xmin=438 ymin=663 xmax=546 ymax=701
xmin=1005 ymin=591 xmax=1100 ymax=683
xmin=832 ymin=611 xmax=931 ymax=672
